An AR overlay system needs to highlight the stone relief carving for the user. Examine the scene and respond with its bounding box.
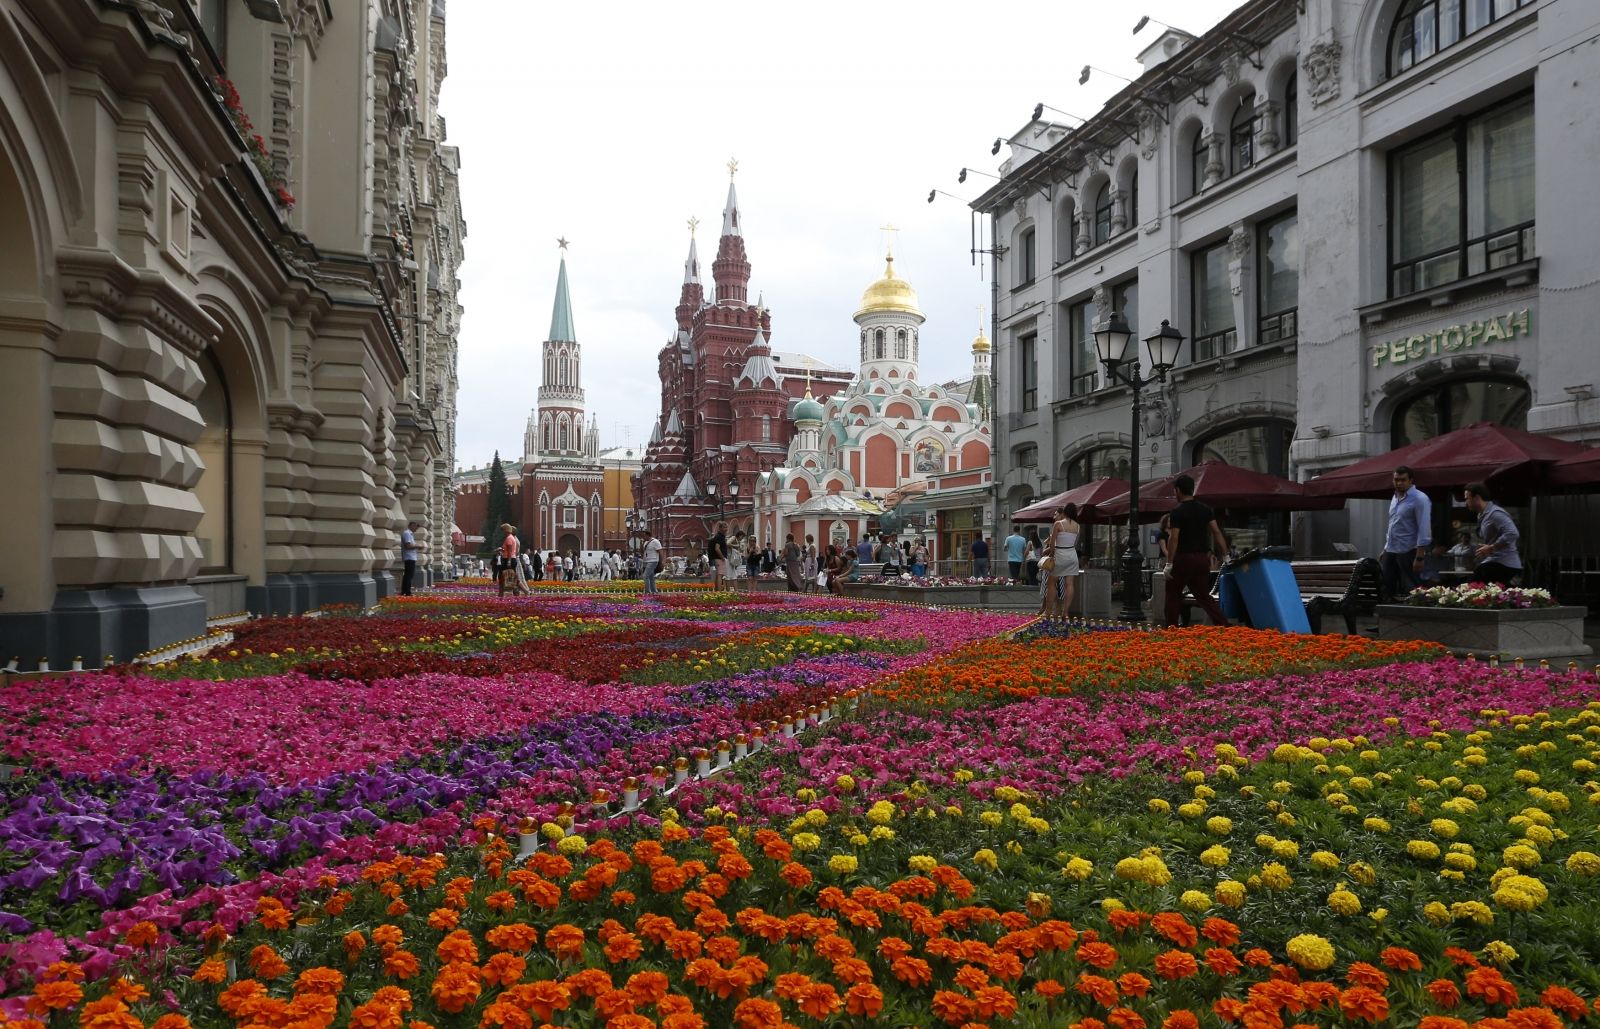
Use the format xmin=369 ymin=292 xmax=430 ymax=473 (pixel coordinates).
xmin=1228 ymin=226 xmax=1252 ymax=259
xmin=1012 ymin=195 xmax=1029 ymax=220
xmin=1303 ymin=39 xmax=1343 ymax=107
xmin=127 ymin=0 xmax=190 ymax=48
xmin=1092 ymin=283 xmax=1110 ymax=318
xmin=1143 ymin=217 xmax=1162 ymax=235
xmin=1221 ymin=52 xmax=1242 ymax=87
xmin=1136 ymin=106 xmax=1162 ymax=160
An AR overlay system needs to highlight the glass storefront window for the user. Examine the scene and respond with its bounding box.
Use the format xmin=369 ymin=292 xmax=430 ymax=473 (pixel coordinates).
xmin=1258 ymin=213 xmax=1298 ymax=344
xmin=1065 ymin=447 xmax=1131 ymax=488
xmin=1191 ymin=242 xmax=1236 ymax=361
xmin=1392 ymin=377 xmax=1530 ymax=448
xmin=1068 ymin=298 xmax=1098 ymax=396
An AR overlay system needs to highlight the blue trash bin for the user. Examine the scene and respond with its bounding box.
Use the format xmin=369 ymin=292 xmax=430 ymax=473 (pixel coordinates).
xmin=1217 ymin=569 xmax=1245 ymax=622
xmin=1223 ymin=546 xmax=1310 ymax=633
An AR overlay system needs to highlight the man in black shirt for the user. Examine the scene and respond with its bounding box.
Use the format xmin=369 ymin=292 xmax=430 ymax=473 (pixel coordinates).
xmin=709 ymin=522 xmax=729 ymax=589
xmin=1163 ymin=474 xmax=1231 ymax=627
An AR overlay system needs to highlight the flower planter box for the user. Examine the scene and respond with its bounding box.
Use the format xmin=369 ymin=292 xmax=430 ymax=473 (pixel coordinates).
xmin=843 ymin=583 xmax=1040 ymax=610
xmin=1375 ymin=604 xmax=1592 ymax=660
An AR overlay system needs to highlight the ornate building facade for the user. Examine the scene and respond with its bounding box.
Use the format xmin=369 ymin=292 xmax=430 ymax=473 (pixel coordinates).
xmin=752 ymin=255 xmax=995 ymax=558
xmin=0 ymin=0 xmax=464 ymax=665
xmin=633 ymin=170 xmax=854 ymax=556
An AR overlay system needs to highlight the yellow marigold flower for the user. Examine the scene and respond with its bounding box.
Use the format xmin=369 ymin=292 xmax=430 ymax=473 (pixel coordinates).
xmin=1349 ymin=776 xmax=1373 ymax=791
xmin=870 ymin=826 xmax=895 ymax=841
xmin=1179 ymin=889 xmax=1212 ymax=912
xmin=1327 ymin=888 xmax=1362 ymax=915
xmin=1565 ymin=851 xmax=1600 ymax=876
xmin=908 ymin=855 xmax=937 ymax=873
xmin=1449 ymin=900 xmax=1494 ymax=925
xmin=1444 ymin=852 xmax=1477 ymax=872
xmin=1369 ymin=907 xmax=1388 ymax=922
xmin=1026 ymin=817 xmax=1051 ymax=833
xmin=1514 ymin=769 xmax=1540 ymax=784
xmin=1260 ymin=863 xmax=1293 ymax=890
xmin=993 ymin=785 xmax=1022 ymax=803
xmin=804 ymin=808 xmax=828 ymax=827
xmin=540 ymin=822 xmax=565 ymax=841
xmin=1424 ymin=901 xmax=1451 ymax=926
xmin=1482 ymin=940 xmax=1519 ymax=966
xmin=1114 ymin=857 xmax=1145 ymax=881
xmin=1206 ymin=816 xmax=1233 ymax=836
xmin=1285 ymin=934 xmax=1334 ymax=971
xmin=848 ymin=834 xmax=870 ymax=847
xmin=1440 ymin=797 xmax=1478 ymax=815
xmin=1101 ymin=897 xmax=1126 ymax=913
xmin=1492 ymin=874 xmax=1548 ymax=912
xmin=1430 ymin=818 xmax=1460 ymax=839
xmin=1200 ymin=845 xmax=1231 ymax=868
xmin=1178 ymin=802 xmax=1206 ymax=819
xmin=790 ymin=833 xmax=821 ymax=852
xmin=795 ymin=788 xmax=817 ymax=802
xmin=954 ymin=769 xmax=973 ymax=783
xmin=1309 ymin=850 xmax=1341 ymax=871
xmin=1215 ymin=880 xmax=1246 ymax=907
xmin=1359 ymin=749 xmax=1381 ymax=762
xmin=1271 ymin=840 xmax=1300 ymax=860
xmin=1193 ymin=784 xmax=1216 ymax=800
xmin=1272 ymin=744 xmax=1302 ymax=763
xmin=1277 ymin=811 xmax=1299 ymax=827
xmin=944 ymin=805 xmax=963 ymax=817
xmin=1272 ymin=780 xmax=1294 ymax=795
xmin=834 ymin=774 xmax=856 ymax=792
xmin=1523 ymin=824 xmax=1555 ymax=847
xmin=973 ymin=848 xmax=998 ymax=871
xmin=1216 ymin=764 xmax=1239 ymax=780
xmin=1061 ymin=857 xmax=1094 ymax=881
xmin=866 ymin=801 xmax=896 ymax=825
xmin=1214 ymin=742 xmax=1240 ymax=759
xmin=556 ymin=835 xmax=587 ymax=856
xmin=1363 ymin=817 xmax=1392 ymax=833
xmin=978 ymin=811 xmax=1003 ymax=827
xmin=1502 ymin=843 xmax=1541 ymax=870
xmin=1140 ymin=856 xmax=1173 ymax=886
xmin=827 ymin=854 xmax=858 ymax=875
xmin=1406 ymin=840 xmax=1441 ymax=861
xmin=1148 ymin=798 xmax=1172 ymax=815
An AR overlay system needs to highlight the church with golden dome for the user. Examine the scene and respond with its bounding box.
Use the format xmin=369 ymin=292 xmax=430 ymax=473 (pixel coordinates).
xmin=752 ymin=250 xmax=995 ymax=563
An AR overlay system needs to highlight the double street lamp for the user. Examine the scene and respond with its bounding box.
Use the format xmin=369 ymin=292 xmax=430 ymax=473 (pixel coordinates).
xmin=1093 ymin=315 xmax=1186 ymax=623
xmin=705 ymin=477 xmax=740 ymax=525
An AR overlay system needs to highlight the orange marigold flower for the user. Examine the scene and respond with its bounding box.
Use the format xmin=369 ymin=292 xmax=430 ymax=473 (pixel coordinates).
xmin=891 ymin=956 xmax=934 ymax=987
xmin=325 ymin=891 xmax=352 ymax=916
xmin=1077 ymin=941 xmax=1119 ymax=970
xmin=733 ymin=997 xmax=783 ymax=1028
xmin=124 ymin=921 xmax=160 ymax=948
xmin=255 ymin=897 xmax=291 ymax=931
xmin=26 ymin=980 xmax=83 ymax=1013
xmin=1162 ymin=1012 xmax=1200 ymax=1029
xmin=429 ymin=962 xmax=482 ymax=1016
xmin=343 ymin=930 xmax=367 ymax=959
xmin=626 ymin=970 xmax=670 ymax=1006
xmin=1539 ymin=986 xmax=1589 ymax=1021
xmin=931 ymin=990 xmax=973 ymax=1025
xmin=1108 ymin=1006 xmax=1147 ymax=1029
xmin=481 ymin=953 xmax=526 ymax=988
xmin=1154 ymin=950 xmax=1200 ymax=980
xmin=779 ymin=862 xmax=813 ymax=889
xmin=604 ymin=932 xmax=643 ymax=963
xmin=1417 ymin=1019 xmax=1470 ymax=1029
xmin=1201 ymin=918 xmax=1242 ymax=947
xmin=1072 ymin=1021 xmax=1110 ymax=1029
xmin=595 ymin=988 xmax=636 ymax=1019
xmin=294 ymin=967 xmax=346 ymax=996
xmin=1242 ymin=948 xmax=1274 ymax=967
xmin=1076 ymin=974 xmax=1120 ymax=1007
xmin=479 ymin=1000 xmax=532 ymax=1029
xmin=973 ymin=984 xmax=1019 ymax=1020
xmin=1426 ymin=979 xmax=1462 ymax=1009
xmin=191 ymin=959 xmax=227 ymax=984
xmin=436 ymin=929 xmax=479 ymax=965
xmin=217 ymin=980 xmax=265 ymax=1017
xmin=955 ymin=964 xmax=991 ymax=991
xmin=545 ymin=923 xmax=586 ymax=961
xmin=1118 ymin=973 xmax=1152 ymax=999
xmin=247 ymin=943 xmax=289 ymax=980
xmin=878 ymin=936 xmax=914 ymax=961
xmin=832 ymin=956 xmax=874 ymax=986
xmin=382 ymin=948 xmax=420 ymax=980
xmin=1204 ymin=947 xmax=1243 ymax=976
xmin=150 ymin=1016 xmax=193 ymax=1029
xmin=846 ymin=983 xmax=885 ymax=1018
xmin=426 ymin=908 xmax=459 ymax=931
xmin=1467 ymin=967 xmax=1520 ymax=1008
xmin=1214 ymin=998 xmax=1247 ymax=1024
xmin=611 ymin=889 xmax=637 ymax=907
xmin=564 ymin=968 xmax=615 ymax=998
xmin=1346 ymin=962 xmax=1389 ymax=992
xmin=1380 ymin=946 xmax=1423 ymax=972
xmin=1036 ymin=979 xmax=1067 ymax=1001
xmin=1505 ymin=1007 xmax=1564 ymax=1029
xmin=41 ymin=962 xmax=84 ymax=983
xmin=1443 ymin=946 xmax=1480 ymax=968
xmin=1108 ymin=909 xmax=1145 ymax=934
xmin=1340 ymin=986 xmax=1389 ymax=1023
xmin=1300 ymin=982 xmax=1341 ymax=1011
xmin=371 ymin=924 xmax=404 ymax=948
xmin=694 ymin=909 xmax=732 ymax=936
xmin=774 ymin=973 xmax=814 ymax=1001
xmin=486 ymin=922 xmax=539 ymax=953
xmin=521 ymin=979 xmax=572 ymax=1022
xmin=798 ymin=983 xmax=843 ymax=1020
xmin=1151 ymin=912 xmax=1199 ymax=949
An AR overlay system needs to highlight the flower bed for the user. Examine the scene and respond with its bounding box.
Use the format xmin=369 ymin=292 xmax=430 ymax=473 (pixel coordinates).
xmin=5 ymin=588 xmax=1599 ymax=1024
xmin=1405 ymin=584 xmax=1559 ymax=609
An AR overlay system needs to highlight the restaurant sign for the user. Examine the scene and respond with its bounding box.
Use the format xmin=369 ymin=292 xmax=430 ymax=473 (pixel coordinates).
xmin=1371 ymin=308 xmax=1531 ymax=367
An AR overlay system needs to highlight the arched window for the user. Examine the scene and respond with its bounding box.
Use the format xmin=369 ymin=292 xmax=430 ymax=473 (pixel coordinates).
xmin=1282 ymin=72 xmax=1297 ymax=147
xmin=1092 ymin=182 xmax=1113 ymax=246
xmin=1392 ymin=377 xmax=1531 ymax=449
xmin=1018 ymin=227 xmax=1037 ymax=283
xmin=1230 ymin=97 xmax=1256 ymax=175
xmin=1389 ymin=0 xmax=1533 ymax=77
xmin=1065 ymin=446 xmax=1131 ymax=487
xmin=558 ymin=420 xmax=569 ymax=451
xmin=574 ymin=422 xmax=582 ymax=451
xmin=1190 ymin=420 xmax=1296 ymax=547
xmin=860 ymin=330 xmax=867 ymax=362
xmin=1127 ymin=168 xmax=1139 ymax=229
xmin=873 ymin=329 xmax=885 ymax=360
xmin=1189 ymin=127 xmax=1209 ymax=198
xmin=895 ymin=329 xmax=908 ymax=359
xmin=193 ymin=349 xmax=233 ymax=573
xmin=543 ymin=418 xmax=551 ymax=451
xmin=1055 ymin=198 xmax=1077 ymax=261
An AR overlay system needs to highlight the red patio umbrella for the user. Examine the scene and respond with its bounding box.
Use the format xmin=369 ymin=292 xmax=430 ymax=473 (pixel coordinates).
xmin=1011 ymin=478 xmax=1129 ymax=523
xmin=1303 ymin=422 xmax=1587 ymax=499
xmin=1548 ymin=446 xmax=1600 ymax=489
xmin=1093 ymin=460 xmax=1341 ymax=522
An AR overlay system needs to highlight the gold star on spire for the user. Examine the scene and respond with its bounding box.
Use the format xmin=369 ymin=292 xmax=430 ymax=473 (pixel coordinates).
xmin=687 ymin=216 xmax=699 ymax=236
xmin=727 ymin=157 xmax=739 ymax=178
xmin=556 ymin=236 xmax=570 ymax=250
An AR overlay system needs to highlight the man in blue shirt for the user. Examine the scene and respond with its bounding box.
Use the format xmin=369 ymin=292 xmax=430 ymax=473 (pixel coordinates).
xmin=1003 ymin=528 xmax=1027 ymax=581
xmin=856 ymin=535 xmax=874 ymax=566
xmin=1381 ymin=465 xmax=1432 ymax=599
xmin=1463 ymin=482 xmax=1521 ymax=585
xmin=970 ymin=535 xmax=990 ymax=577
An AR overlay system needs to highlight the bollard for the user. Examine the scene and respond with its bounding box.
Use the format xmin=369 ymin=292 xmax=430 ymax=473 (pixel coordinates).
xmin=694 ymin=749 xmax=712 ymax=779
xmin=734 ymin=734 xmax=749 ymax=761
xmin=516 ymin=817 xmax=539 ymax=860
xmin=715 ymin=741 xmax=731 ymax=771
xmin=622 ymin=776 xmax=640 ymax=812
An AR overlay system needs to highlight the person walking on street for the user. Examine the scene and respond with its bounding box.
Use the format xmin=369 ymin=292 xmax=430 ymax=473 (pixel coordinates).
xmin=911 ymin=540 xmax=928 ymax=578
xmin=783 ymin=533 xmax=804 ymax=591
xmin=1463 ymin=482 xmax=1522 ymax=585
xmin=1163 ymin=476 xmax=1230 ymax=627
xmin=802 ymin=534 xmax=818 ymax=591
xmin=497 ymin=523 xmax=526 ymax=597
xmin=400 ymin=520 xmax=423 ymax=596
xmin=1381 ymin=465 xmax=1432 ymax=599
xmin=970 ymin=535 xmax=990 ymax=578
xmin=1023 ymin=533 xmax=1039 ymax=586
xmin=856 ymin=535 xmax=874 ymax=568
xmin=641 ymin=529 xmax=663 ymax=595
xmin=709 ymin=521 xmax=730 ymax=589
xmin=1043 ymin=506 xmax=1082 ymax=619
xmin=1003 ymin=527 xmax=1026 ymax=581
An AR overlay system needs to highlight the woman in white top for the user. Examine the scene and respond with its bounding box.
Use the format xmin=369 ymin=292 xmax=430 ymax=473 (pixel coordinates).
xmin=1044 ymin=503 xmax=1081 ymax=619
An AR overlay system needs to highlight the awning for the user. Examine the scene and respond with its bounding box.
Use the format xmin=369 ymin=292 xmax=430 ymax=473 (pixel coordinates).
xmin=1094 ymin=461 xmax=1341 ymax=522
xmin=1012 ymin=478 xmax=1129 ymax=523
xmin=1548 ymin=446 xmax=1600 ymax=489
xmin=1304 ymin=422 xmax=1587 ymax=499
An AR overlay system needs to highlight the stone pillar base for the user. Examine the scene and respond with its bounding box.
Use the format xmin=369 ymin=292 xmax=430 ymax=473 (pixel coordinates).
xmin=374 ymin=570 xmax=395 ymax=600
xmin=0 ymin=586 xmax=208 ymax=668
xmin=307 ymin=572 xmax=377 ymax=610
xmin=262 ymin=574 xmax=316 ymax=615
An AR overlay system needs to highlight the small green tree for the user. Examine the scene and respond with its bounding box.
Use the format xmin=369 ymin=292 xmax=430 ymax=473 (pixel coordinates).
xmin=480 ymin=452 xmax=514 ymax=554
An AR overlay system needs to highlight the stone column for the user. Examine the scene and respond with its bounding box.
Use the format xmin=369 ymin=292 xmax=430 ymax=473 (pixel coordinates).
xmin=1074 ymin=211 xmax=1091 ymax=257
xmin=302 ymin=328 xmax=380 ymax=608
xmin=1203 ymin=132 xmax=1226 ymax=190
xmin=0 ymin=315 xmax=61 ymax=662
xmin=263 ymin=405 xmax=318 ymax=613
xmin=1226 ymin=224 xmax=1253 ymax=352
xmin=1256 ymin=100 xmax=1282 ymax=158
xmin=1110 ymin=188 xmax=1128 ymax=235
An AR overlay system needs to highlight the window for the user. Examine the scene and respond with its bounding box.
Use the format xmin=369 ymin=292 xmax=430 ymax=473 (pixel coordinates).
xmin=873 ymin=330 xmax=885 ymax=360
xmin=1017 ymin=228 xmax=1037 ymax=285
xmin=1065 ymin=446 xmax=1130 ymax=487
xmin=1189 ymin=128 xmax=1209 ymax=198
xmin=558 ymin=421 xmax=568 ymax=451
xmin=1283 ymin=72 xmax=1298 ymax=148
xmin=1126 ymin=168 xmax=1139 ymax=229
xmin=859 ymin=330 xmax=867 ymax=362
xmin=1392 ymin=377 xmax=1530 ymax=448
xmin=1092 ymin=183 xmax=1113 ymax=246
xmin=562 ymin=506 xmax=578 ymax=528
xmin=1015 ymin=444 xmax=1039 ymax=468
xmin=1230 ymin=98 xmax=1256 ymax=175
xmin=1390 ymin=95 xmax=1534 ymax=297
xmin=1068 ymin=298 xmax=1099 ymax=397
xmin=1112 ymin=278 xmax=1139 ymax=341
xmin=1191 ymin=242 xmax=1237 ymax=361
xmin=1019 ymin=333 xmax=1038 ymax=412
xmin=1389 ymin=0 xmax=1533 ymax=77
xmin=199 ymin=0 xmax=228 ymax=63
xmin=762 ymin=415 xmax=771 ymax=442
xmin=895 ymin=329 xmax=908 ymax=360
xmin=1055 ymin=200 xmax=1078 ymax=261
xmin=543 ymin=420 xmax=551 ymax=450
xmin=1257 ymin=212 xmax=1299 ymax=344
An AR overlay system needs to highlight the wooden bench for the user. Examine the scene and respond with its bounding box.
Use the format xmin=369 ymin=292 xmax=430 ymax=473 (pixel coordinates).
xmin=1297 ymin=558 xmax=1384 ymax=634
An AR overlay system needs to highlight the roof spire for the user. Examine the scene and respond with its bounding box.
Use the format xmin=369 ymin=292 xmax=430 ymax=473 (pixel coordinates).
xmin=721 ymin=157 xmax=741 ymax=237
xmin=548 ymin=246 xmax=576 ymax=342
xmin=683 ymin=217 xmax=701 ymax=285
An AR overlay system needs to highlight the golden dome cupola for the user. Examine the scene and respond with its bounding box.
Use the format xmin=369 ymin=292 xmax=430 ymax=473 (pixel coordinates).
xmin=855 ymin=254 xmax=924 ymax=320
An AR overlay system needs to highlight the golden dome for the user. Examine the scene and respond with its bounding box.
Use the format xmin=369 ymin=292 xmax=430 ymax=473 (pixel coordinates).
xmin=856 ymin=254 xmax=923 ymax=318
xmin=972 ymin=329 xmax=991 ymax=353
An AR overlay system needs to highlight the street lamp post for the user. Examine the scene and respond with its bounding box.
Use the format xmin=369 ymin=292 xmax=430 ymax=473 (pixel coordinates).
xmin=1094 ymin=316 xmax=1186 ymax=623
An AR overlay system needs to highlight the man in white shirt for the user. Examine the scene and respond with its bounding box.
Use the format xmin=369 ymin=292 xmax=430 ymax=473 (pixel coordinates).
xmin=641 ymin=530 xmax=664 ymax=594
xmin=400 ymin=520 xmax=423 ymax=596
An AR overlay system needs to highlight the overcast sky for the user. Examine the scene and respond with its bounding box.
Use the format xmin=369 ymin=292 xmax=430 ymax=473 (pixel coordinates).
xmin=441 ymin=0 xmax=1242 ymax=469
